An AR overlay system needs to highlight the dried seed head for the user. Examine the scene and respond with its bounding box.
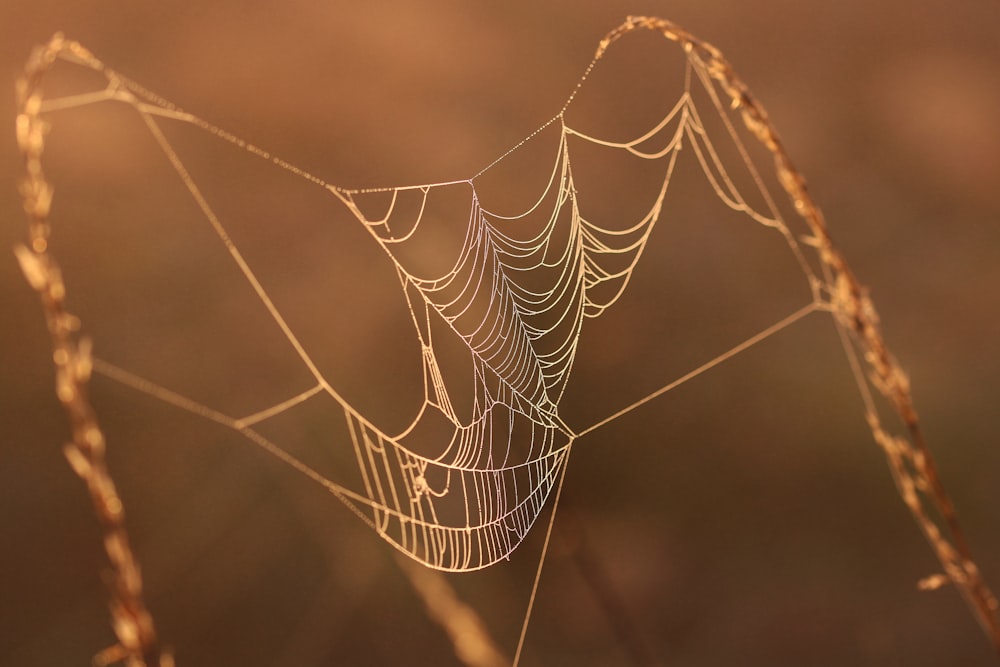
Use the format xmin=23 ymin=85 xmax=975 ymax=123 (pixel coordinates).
xmin=13 ymin=244 xmax=47 ymax=291
xmin=63 ymin=443 xmax=91 ymax=478
xmin=918 ymin=573 xmax=950 ymax=591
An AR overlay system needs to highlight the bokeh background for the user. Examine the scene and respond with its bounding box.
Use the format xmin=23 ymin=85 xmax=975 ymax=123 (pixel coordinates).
xmin=2 ymin=2 xmax=999 ymax=666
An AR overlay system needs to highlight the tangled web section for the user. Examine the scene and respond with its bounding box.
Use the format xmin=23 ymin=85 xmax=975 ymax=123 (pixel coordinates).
xmin=41 ymin=24 xmax=831 ymax=573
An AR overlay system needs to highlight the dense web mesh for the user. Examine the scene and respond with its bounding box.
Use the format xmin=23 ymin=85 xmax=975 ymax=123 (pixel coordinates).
xmin=15 ymin=15 xmax=999 ymax=661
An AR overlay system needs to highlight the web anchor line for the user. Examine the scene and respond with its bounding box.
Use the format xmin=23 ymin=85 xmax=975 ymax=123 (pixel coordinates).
xmin=575 ymin=300 xmax=825 ymax=440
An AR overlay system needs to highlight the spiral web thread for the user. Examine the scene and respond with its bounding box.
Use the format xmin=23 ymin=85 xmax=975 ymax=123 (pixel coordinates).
xmin=16 ymin=15 xmax=1000 ymax=661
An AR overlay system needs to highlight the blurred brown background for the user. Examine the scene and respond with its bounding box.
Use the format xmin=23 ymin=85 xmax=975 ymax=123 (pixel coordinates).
xmin=2 ymin=2 xmax=999 ymax=666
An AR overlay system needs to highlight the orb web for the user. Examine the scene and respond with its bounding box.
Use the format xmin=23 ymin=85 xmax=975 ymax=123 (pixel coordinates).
xmin=17 ymin=15 xmax=998 ymax=663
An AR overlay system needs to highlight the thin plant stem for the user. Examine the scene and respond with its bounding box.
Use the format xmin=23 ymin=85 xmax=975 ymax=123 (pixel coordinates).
xmin=15 ymin=34 xmax=172 ymax=667
xmin=599 ymin=15 xmax=1000 ymax=653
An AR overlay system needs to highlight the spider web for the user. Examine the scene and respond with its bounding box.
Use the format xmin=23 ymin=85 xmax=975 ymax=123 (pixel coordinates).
xmin=18 ymin=15 xmax=1000 ymax=664
xmin=28 ymin=21 xmax=833 ymax=576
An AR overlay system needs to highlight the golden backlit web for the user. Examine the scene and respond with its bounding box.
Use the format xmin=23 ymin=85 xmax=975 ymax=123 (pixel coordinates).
xmin=18 ymin=16 xmax=999 ymax=663
xmin=25 ymin=21 xmax=830 ymax=573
